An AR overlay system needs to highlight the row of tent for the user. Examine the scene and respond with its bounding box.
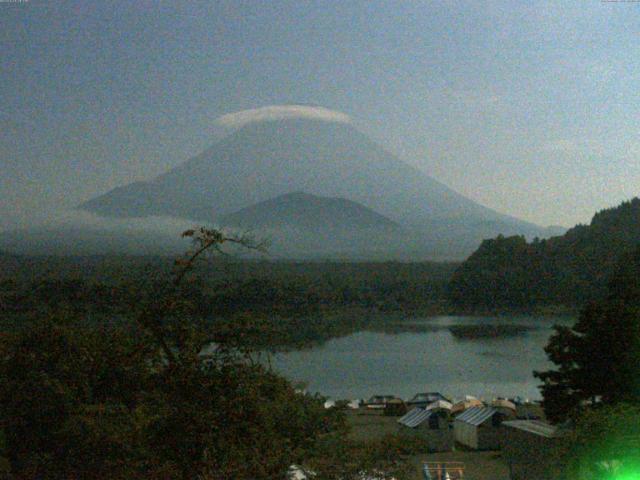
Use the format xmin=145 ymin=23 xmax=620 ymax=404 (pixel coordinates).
xmin=325 ymin=392 xmax=528 ymax=425
xmin=394 ymin=394 xmax=519 ymax=416
xmin=366 ymin=392 xmax=521 ymax=410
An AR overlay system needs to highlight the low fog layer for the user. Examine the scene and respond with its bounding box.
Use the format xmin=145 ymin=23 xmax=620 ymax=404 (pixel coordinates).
xmin=76 ymin=110 xmax=556 ymax=259
xmin=1 ymin=108 xmax=568 ymax=259
xmin=0 ymin=211 xmax=200 ymax=256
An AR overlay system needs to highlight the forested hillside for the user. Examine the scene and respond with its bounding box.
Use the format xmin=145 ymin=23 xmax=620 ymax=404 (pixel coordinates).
xmin=0 ymin=257 xmax=456 ymax=348
xmin=448 ymin=198 xmax=640 ymax=311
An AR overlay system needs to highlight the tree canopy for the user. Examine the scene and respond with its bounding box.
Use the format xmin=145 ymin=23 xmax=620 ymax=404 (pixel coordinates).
xmin=0 ymin=228 xmax=409 ymax=479
xmin=534 ymin=246 xmax=640 ymax=422
xmin=449 ymin=198 xmax=640 ymax=311
xmin=560 ymin=403 xmax=640 ymax=480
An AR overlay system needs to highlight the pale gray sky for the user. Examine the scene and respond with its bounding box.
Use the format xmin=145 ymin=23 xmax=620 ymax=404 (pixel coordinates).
xmin=1 ymin=0 xmax=639 ymax=231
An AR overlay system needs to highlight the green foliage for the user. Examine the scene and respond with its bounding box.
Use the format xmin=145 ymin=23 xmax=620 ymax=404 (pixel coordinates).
xmin=0 ymin=318 xmax=158 ymax=478
xmin=448 ymin=235 xmax=544 ymax=310
xmin=534 ymin=246 xmax=640 ymax=422
xmin=561 ymin=404 xmax=640 ymax=480
xmin=449 ymin=198 xmax=640 ymax=311
xmin=142 ymin=361 xmax=339 ymax=479
xmin=0 ymin=315 xmax=347 ymax=479
xmin=0 ymin=228 xmax=413 ymax=479
xmin=305 ymin=433 xmax=414 ymax=480
xmin=0 ymin=257 xmax=455 ymax=348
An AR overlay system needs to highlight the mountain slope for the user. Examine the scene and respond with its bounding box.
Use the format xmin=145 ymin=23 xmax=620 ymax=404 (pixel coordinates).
xmin=75 ymin=108 xmax=551 ymax=258
xmin=220 ymin=192 xmax=399 ymax=230
xmin=448 ymin=198 xmax=640 ymax=310
xmin=83 ymin=118 xmax=485 ymax=224
xmin=216 ymin=191 xmax=405 ymax=259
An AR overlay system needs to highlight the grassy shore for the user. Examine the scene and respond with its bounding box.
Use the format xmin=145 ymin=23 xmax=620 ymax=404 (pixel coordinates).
xmin=345 ymin=409 xmax=511 ymax=480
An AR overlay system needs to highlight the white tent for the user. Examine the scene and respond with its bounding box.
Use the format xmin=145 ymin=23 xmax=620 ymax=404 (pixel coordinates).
xmin=491 ymin=398 xmax=517 ymax=412
xmin=427 ymin=400 xmax=453 ymax=411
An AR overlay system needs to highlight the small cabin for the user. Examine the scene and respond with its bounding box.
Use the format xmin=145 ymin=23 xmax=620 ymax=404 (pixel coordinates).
xmin=398 ymin=408 xmax=453 ymax=452
xmin=501 ymin=420 xmax=566 ymax=480
xmin=453 ymin=407 xmax=514 ymax=450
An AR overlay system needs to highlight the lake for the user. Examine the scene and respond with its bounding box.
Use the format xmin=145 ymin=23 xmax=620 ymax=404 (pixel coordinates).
xmin=269 ymin=315 xmax=574 ymax=402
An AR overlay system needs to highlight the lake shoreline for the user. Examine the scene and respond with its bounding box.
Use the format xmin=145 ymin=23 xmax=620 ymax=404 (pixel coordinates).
xmin=268 ymin=314 xmax=574 ymax=402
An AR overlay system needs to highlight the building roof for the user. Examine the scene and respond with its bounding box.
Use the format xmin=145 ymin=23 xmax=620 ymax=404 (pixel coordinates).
xmin=398 ymin=408 xmax=434 ymax=428
xmin=502 ymin=420 xmax=560 ymax=438
xmin=426 ymin=400 xmax=453 ymax=411
xmin=455 ymin=407 xmax=497 ymax=426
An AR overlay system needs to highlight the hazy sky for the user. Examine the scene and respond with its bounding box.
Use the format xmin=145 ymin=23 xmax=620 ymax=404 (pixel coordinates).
xmin=2 ymin=0 xmax=639 ymax=230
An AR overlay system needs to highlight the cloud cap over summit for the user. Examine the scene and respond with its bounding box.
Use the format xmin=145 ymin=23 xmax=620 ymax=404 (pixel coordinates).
xmin=79 ymin=113 xmax=548 ymax=258
xmin=215 ymin=105 xmax=351 ymax=130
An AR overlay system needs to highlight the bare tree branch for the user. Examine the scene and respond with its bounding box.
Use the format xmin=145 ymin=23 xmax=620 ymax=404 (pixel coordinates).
xmin=134 ymin=227 xmax=267 ymax=365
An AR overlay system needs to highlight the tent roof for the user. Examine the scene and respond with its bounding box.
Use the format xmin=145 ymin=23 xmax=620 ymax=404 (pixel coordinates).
xmin=426 ymin=400 xmax=453 ymax=411
xmin=451 ymin=398 xmax=484 ymax=413
xmin=491 ymin=399 xmax=517 ymax=411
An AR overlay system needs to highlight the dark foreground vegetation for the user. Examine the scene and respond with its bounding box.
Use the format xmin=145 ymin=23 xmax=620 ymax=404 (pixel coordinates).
xmin=449 ymin=198 xmax=640 ymax=312
xmin=0 ymin=253 xmax=455 ymax=349
xmin=0 ymin=229 xmax=421 ymax=479
xmin=2 ymin=199 xmax=640 ymax=478
xmin=535 ymin=245 xmax=640 ymax=421
xmin=532 ymin=245 xmax=640 ymax=478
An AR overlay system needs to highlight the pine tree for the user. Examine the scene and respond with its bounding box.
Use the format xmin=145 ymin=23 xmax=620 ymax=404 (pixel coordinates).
xmin=535 ymin=246 xmax=640 ymax=422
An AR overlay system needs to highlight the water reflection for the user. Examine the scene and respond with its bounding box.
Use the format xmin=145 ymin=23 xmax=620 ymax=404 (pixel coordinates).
xmin=270 ymin=315 xmax=574 ymax=401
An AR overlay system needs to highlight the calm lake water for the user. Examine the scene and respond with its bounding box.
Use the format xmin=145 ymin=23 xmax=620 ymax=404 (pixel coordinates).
xmin=269 ymin=315 xmax=574 ymax=402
